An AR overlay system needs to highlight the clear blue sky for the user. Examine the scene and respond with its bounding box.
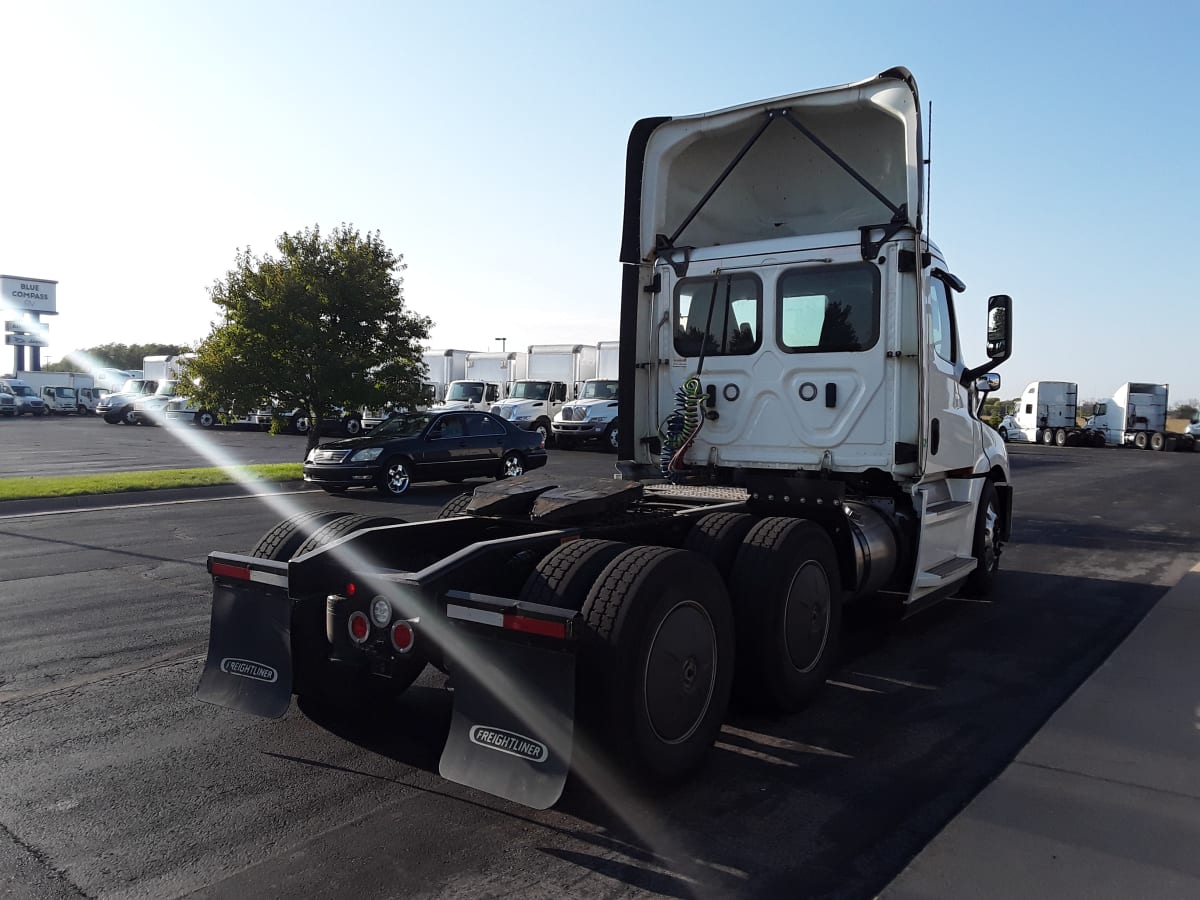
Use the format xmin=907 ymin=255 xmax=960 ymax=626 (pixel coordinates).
xmin=2 ymin=0 xmax=1196 ymax=403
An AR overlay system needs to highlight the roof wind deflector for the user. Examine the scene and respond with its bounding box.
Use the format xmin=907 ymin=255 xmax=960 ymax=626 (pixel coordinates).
xmin=655 ymin=106 xmax=910 ymax=262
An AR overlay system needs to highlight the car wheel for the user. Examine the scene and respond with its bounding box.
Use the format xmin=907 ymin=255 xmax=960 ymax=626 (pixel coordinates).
xmin=498 ymin=450 xmax=525 ymax=479
xmin=534 ymin=419 xmax=551 ymax=446
xmin=103 ymin=413 xmax=122 ymax=425
xmin=377 ymin=459 xmax=413 ymax=496
xmin=33 ymin=407 xmax=46 ymax=417
xmin=77 ymin=404 xmax=87 ymax=415
xmin=604 ymin=423 xmax=619 ymax=451
xmin=291 ymin=414 xmax=310 ymax=435
xmin=998 ymin=426 xmax=1008 ymax=442
xmin=122 ymin=408 xmax=139 ymax=425
xmin=343 ymin=416 xmax=363 ymax=437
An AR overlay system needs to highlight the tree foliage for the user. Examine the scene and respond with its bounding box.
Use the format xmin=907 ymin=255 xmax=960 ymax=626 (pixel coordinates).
xmin=43 ymin=343 xmax=191 ymax=372
xmin=181 ymin=224 xmax=431 ymax=454
xmin=1169 ymin=399 xmax=1198 ymax=421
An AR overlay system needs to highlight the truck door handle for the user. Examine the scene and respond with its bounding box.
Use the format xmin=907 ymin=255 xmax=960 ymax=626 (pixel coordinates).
xmin=931 ymin=418 xmax=940 ymax=455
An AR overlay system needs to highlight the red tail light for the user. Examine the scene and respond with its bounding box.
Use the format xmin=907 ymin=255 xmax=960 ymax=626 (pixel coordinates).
xmin=390 ymin=621 xmax=414 ymax=653
xmin=346 ymin=582 xmax=357 ymax=597
xmin=348 ymin=611 xmax=370 ymax=643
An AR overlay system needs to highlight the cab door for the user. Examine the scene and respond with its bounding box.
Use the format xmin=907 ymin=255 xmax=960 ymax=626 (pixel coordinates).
xmin=920 ymin=272 xmax=978 ymax=477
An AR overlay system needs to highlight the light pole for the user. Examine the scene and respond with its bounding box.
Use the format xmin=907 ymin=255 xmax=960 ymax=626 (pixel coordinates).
xmin=495 ymin=337 xmax=507 ymax=353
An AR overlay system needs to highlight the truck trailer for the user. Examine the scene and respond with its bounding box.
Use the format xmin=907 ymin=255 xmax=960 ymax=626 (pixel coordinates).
xmin=197 ymin=68 xmax=1014 ymax=810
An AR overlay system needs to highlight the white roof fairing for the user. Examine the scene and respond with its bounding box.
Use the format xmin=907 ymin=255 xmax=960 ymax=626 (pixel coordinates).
xmin=638 ymin=70 xmax=923 ymax=259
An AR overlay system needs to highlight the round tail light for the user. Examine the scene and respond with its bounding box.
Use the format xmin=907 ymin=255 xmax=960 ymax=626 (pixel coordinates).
xmin=390 ymin=621 xmax=415 ymax=653
xmin=348 ymin=611 xmax=370 ymax=644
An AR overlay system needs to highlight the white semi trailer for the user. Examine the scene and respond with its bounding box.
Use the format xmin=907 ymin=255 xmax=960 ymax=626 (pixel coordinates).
xmin=491 ymin=344 xmax=599 ymax=444
xmin=197 ymin=67 xmax=1014 ymax=811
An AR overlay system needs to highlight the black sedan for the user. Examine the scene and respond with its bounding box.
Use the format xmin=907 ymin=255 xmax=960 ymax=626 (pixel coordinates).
xmin=302 ymin=410 xmax=548 ymax=496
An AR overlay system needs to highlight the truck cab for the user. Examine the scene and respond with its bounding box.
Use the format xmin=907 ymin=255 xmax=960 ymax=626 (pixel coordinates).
xmin=491 ymin=380 xmax=569 ymax=444
xmin=437 ymin=380 xmax=501 ymax=410
xmin=553 ymin=378 xmax=620 ymax=449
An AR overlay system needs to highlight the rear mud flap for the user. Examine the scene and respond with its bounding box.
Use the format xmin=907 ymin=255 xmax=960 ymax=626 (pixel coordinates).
xmin=439 ymin=636 xmax=575 ymax=810
xmin=196 ymin=580 xmax=294 ymax=719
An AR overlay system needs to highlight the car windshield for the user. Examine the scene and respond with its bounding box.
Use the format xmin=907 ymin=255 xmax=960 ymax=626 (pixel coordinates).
xmin=53 ymin=387 xmax=77 ymax=398
xmin=371 ymin=412 xmax=433 ymax=438
xmin=508 ymin=381 xmax=551 ymax=400
xmin=9 ymin=385 xmax=34 ymax=397
xmin=445 ymin=382 xmax=484 ymax=403
xmin=580 ymin=380 xmax=618 ymax=400
xmin=156 ymin=380 xmax=178 ymax=397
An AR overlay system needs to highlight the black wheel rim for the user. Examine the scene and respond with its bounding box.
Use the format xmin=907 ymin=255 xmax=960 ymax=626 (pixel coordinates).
xmin=503 ymin=454 xmax=524 ymax=476
xmin=783 ymin=561 xmax=831 ymax=673
xmin=642 ymin=600 xmax=717 ymax=744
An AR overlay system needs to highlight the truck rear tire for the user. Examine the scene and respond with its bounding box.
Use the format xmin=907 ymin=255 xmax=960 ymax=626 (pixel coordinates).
xmin=1089 ymin=431 xmax=1106 ymax=448
xmin=435 ymin=492 xmax=475 ymax=519
xmin=1150 ymin=432 xmax=1165 ymax=451
xmin=684 ymin=511 xmax=757 ymax=579
xmin=1054 ymin=429 xmax=1067 ymax=447
xmin=729 ymin=517 xmax=842 ymax=712
xmin=578 ymin=545 xmax=734 ymax=784
xmin=604 ymin=423 xmax=619 ymax=452
xmin=1134 ymin=432 xmax=1148 ymax=450
xmin=250 ymin=509 xmax=352 ymax=562
xmin=1040 ymin=428 xmax=1053 ymax=445
xmin=293 ymin=514 xmax=408 ymax=558
xmin=518 ymin=539 xmax=629 ymax=611
xmin=964 ymin=480 xmax=1002 ymax=598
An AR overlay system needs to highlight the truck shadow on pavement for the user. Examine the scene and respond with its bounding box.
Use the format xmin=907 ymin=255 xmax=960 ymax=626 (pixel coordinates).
xmin=278 ymin=566 xmax=1168 ymax=899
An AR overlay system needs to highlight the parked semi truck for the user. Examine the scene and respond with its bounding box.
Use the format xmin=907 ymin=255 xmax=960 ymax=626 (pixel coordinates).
xmin=197 ymin=68 xmax=1014 ymax=810
xmin=1087 ymin=382 xmax=1193 ymax=451
xmin=997 ymin=381 xmax=1103 ymax=446
xmin=552 ymin=341 xmax=621 ymax=450
xmin=491 ymin=344 xmax=599 ymax=444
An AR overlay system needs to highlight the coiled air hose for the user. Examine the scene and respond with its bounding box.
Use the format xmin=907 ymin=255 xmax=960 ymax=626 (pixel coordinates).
xmin=660 ymin=374 xmax=704 ymax=479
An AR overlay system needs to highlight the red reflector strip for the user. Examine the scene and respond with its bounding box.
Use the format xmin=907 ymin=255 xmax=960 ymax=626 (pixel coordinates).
xmin=211 ymin=562 xmax=251 ymax=581
xmin=503 ymin=615 xmax=566 ymax=639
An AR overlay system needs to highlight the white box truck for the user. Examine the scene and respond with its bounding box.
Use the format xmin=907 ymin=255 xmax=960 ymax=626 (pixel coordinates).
xmin=552 ymin=341 xmax=621 ymax=450
xmin=12 ymin=370 xmax=83 ymax=414
xmin=491 ymin=344 xmax=599 ymax=444
xmin=438 ymin=351 xmax=530 ymax=410
xmin=362 ymin=349 xmax=474 ymax=429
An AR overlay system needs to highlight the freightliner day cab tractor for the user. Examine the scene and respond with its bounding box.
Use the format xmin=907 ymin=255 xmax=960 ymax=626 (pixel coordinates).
xmin=197 ymin=68 xmax=1014 ymax=810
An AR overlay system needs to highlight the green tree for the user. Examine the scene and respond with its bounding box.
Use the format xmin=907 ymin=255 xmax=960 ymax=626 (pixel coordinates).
xmin=1169 ymin=399 xmax=1198 ymax=421
xmin=182 ymin=224 xmax=431 ymax=455
xmin=42 ymin=343 xmax=191 ymax=372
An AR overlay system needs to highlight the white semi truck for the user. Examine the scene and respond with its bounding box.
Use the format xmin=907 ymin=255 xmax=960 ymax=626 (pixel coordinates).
xmin=491 ymin=344 xmax=599 ymax=444
xmin=1087 ymin=382 xmax=1192 ymax=451
xmin=197 ymin=68 xmax=1014 ymax=811
xmin=997 ymin=381 xmax=1102 ymax=447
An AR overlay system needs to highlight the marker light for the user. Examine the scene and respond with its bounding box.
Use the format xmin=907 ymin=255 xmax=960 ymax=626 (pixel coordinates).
xmin=390 ymin=621 xmax=415 ymax=653
xmin=348 ymin=611 xmax=370 ymax=644
xmin=370 ymin=596 xmax=392 ymax=628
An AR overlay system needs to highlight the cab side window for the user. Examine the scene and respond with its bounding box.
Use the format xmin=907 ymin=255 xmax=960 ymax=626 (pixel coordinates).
xmin=929 ymin=277 xmax=957 ymax=365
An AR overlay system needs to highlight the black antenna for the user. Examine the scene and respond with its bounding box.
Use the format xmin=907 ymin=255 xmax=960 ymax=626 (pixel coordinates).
xmin=925 ymin=100 xmax=933 ymax=241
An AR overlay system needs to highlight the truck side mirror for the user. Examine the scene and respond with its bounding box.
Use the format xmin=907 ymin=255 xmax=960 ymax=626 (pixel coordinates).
xmin=974 ymin=373 xmax=1001 ymax=394
xmin=986 ymin=295 xmax=1012 ymax=363
xmin=961 ymin=294 xmax=1012 ymax=386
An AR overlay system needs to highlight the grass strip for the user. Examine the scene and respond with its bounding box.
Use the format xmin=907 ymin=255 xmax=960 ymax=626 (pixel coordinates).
xmin=0 ymin=463 xmax=304 ymax=501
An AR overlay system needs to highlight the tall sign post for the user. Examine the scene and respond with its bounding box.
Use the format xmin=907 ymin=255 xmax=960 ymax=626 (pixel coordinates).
xmin=0 ymin=275 xmax=57 ymax=373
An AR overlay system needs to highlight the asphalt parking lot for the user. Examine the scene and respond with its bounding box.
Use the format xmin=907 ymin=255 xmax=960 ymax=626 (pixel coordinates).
xmin=1 ymin=432 xmax=1198 ymax=898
